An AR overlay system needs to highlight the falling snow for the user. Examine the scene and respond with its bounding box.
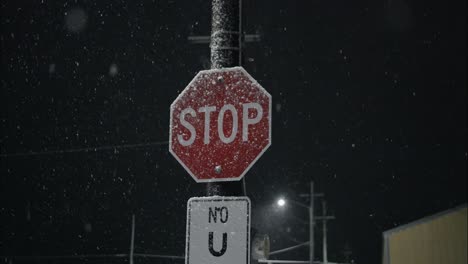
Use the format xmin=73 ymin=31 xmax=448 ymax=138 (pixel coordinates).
xmin=0 ymin=1 xmax=466 ymax=264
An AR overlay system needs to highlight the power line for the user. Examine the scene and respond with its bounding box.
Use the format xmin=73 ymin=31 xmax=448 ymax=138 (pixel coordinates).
xmin=1 ymin=253 xmax=184 ymax=261
xmin=269 ymin=241 xmax=310 ymax=256
xmin=0 ymin=141 xmax=168 ymax=158
xmin=1 ymin=254 xmax=128 ymax=260
xmin=134 ymin=253 xmax=184 ymax=259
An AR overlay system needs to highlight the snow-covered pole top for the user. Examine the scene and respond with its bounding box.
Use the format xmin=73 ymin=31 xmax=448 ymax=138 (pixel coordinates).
xmin=210 ymin=0 xmax=241 ymax=69
xmin=207 ymin=0 xmax=245 ymax=196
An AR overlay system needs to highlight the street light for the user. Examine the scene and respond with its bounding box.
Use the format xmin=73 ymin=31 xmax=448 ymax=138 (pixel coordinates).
xmin=272 ymin=182 xmax=315 ymax=264
xmin=276 ymin=197 xmax=310 ymax=210
xmin=277 ymin=198 xmax=286 ymax=207
xmin=272 ymin=185 xmax=335 ymax=264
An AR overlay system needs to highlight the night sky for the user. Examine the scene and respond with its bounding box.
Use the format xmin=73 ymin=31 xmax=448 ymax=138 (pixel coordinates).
xmin=1 ymin=1 xmax=466 ymax=264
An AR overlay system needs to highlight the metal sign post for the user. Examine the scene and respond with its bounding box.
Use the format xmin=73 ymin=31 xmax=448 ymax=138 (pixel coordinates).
xmin=171 ymin=2 xmax=272 ymax=264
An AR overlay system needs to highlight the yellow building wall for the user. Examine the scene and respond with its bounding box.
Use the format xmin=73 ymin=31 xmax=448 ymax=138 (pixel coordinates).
xmin=388 ymin=207 xmax=467 ymax=264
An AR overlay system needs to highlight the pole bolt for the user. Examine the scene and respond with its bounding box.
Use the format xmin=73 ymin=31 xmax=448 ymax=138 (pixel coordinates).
xmin=214 ymin=165 xmax=222 ymax=174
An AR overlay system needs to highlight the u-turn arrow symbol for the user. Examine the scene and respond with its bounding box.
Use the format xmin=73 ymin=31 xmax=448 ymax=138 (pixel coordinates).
xmin=208 ymin=232 xmax=227 ymax=257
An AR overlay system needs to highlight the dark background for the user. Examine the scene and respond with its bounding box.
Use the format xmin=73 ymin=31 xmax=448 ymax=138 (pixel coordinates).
xmin=1 ymin=0 xmax=466 ymax=263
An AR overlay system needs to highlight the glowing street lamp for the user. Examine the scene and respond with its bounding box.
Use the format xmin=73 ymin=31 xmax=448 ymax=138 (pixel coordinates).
xmin=272 ymin=186 xmax=334 ymax=264
xmin=277 ymin=198 xmax=286 ymax=207
xmin=273 ymin=182 xmax=316 ymax=264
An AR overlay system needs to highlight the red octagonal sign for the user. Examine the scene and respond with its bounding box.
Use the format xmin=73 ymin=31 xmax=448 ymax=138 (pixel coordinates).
xmin=169 ymin=67 xmax=272 ymax=182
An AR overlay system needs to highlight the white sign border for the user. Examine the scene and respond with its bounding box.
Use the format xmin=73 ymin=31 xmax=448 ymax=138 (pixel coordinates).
xmin=185 ymin=196 xmax=251 ymax=264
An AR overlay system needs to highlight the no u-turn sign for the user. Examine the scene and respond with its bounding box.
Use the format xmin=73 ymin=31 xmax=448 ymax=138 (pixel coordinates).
xmin=185 ymin=197 xmax=251 ymax=264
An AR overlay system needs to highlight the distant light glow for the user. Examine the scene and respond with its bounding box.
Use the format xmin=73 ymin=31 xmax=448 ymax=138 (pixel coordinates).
xmin=109 ymin=63 xmax=119 ymax=77
xmin=277 ymin=198 xmax=286 ymax=207
xmin=65 ymin=8 xmax=88 ymax=33
xmin=49 ymin=63 xmax=56 ymax=74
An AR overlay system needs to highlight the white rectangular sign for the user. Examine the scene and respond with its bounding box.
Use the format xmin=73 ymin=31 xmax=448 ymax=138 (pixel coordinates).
xmin=185 ymin=196 xmax=251 ymax=264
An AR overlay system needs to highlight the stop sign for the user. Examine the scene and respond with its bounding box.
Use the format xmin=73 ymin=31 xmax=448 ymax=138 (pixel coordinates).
xmin=169 ymin=67 xmax=271 ymax=182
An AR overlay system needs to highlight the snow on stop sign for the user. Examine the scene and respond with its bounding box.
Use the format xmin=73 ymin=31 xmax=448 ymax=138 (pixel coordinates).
xmin=169 ymin=67 xmax=271 ymax=182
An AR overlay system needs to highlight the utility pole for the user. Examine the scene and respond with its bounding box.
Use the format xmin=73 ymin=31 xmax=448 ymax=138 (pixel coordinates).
xmin=207 ymin=0 xmax=244 ymax=196
xmin=322 ymin=201 xmax=328 ymax=264
xmin=303 ymin=183 xmax=334 ymax=264
xmin=210 ymin=0 xmax=241 ymax=68
xmin=129 ymin=214 xmax=135 ymax=264
xmin=315 ymin=201 xmax=335 ymax=264
xmin=309 ymin=182 xmax=314 ymax=264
